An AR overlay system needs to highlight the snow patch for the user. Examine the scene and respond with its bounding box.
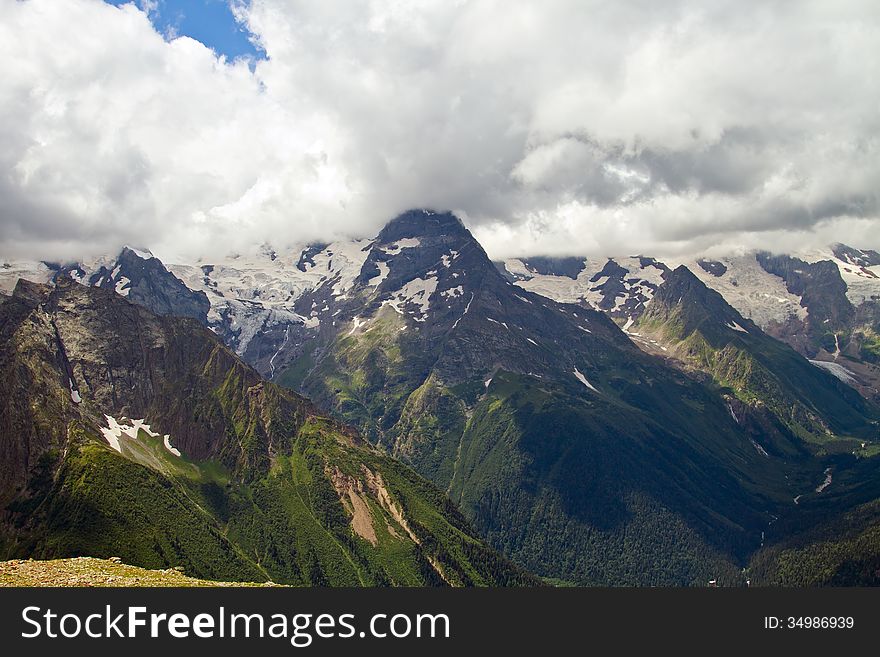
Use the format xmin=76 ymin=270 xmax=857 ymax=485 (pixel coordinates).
xmin=69 ymin=379 xmax=82 ymax=404
xmin=368 ymin=261 xmax=390 ymax=287
xmin=100 ymin=415 xmax=182 ymax=457
xmin=441 ymin=250 xmax=460 ymax=268
xmin=728 ymin=404 xmax=739 ymax=424
xmin=726 ymin=320 xmax=748 ymax=333
xmin=573 ymin=368 xmax=599 ymax=392
xmin=100 ymin=415 xmax=149 ymax=453
xmin=163 ymin=435 xmax=181 ymax=457
xmin=348 ymin=316 xmax=367 ymax=336
xmin=382 ymin=275 xmax=438 ymax=321
xmin=381 ymin=238 xmax=421 ymax=255
xmin=815 ymin=468 xmax=832 ymax=493
xmin=451 ymin=292 xmax=475 ymax=330
xmin=325 ymin=240 xmax=373 ymax=297
xmin=127 ymin=247 xmax=153 ymax=260
xmin=809 ymin=360 xmax=857 ymax=385
xmin=100 ymin=418 xmax=123 ymax=452
xmin=114 ymin=276 xmax=131 ymax=296
xmin=750 ymin=439 xmax=769 ymax=458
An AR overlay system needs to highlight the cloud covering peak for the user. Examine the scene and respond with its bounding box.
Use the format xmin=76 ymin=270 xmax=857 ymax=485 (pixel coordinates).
xmin=1 ymin=0 xmax=878 ymax=262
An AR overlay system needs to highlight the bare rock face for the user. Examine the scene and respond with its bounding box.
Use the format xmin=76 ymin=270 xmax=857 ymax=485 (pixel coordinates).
xmin=0 ymin=282 xmax=71 ymax=507
xmin=0 ymin=276 xmax=291 ymax=495
xmin=756 ymin=252 xmax=854 ymax=349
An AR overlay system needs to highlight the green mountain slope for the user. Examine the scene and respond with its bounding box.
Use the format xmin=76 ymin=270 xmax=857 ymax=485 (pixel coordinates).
xmin=634 ymin=266 xmax=878 ymax=447
xmin=750 ymin=499 xmax=880 ymax=586
xmin=277 ymin=211 xmax=880 ymax=585
xmin=0 ymin=278 xmax=533 ymax=586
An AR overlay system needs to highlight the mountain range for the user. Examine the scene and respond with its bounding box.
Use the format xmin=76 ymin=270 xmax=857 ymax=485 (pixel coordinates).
xmin=0 ymin=276 xmax=532 ymax=586
xmin=2 ymin=209 xmax=879 ymax=585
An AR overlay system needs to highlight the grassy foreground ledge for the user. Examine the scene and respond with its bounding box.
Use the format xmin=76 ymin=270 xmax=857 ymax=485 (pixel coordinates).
xmin=0 ymin=557 xmax=278 ymax=587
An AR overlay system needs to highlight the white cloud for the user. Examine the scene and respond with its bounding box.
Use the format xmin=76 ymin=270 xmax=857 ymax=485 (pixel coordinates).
xmin=1 ymin=0 xmax=878 ymax=263
xmin=139 ymin=0 xmax=159 ymax=17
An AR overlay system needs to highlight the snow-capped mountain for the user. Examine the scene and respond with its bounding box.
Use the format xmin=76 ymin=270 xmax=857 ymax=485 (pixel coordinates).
xmin=5 ymin=218 xmax=879 ymax=394
xmin=240 ymin=210 xmax=876 ymax=586
xmin=2 ymin=246 xmax=210 ymax=323
xmin=496 ymin=245 xmax=880 ymax=337
xmin=494 ymin=245 xmax=880 ymax=398
xmin=3 ymin=209 xmax=879 ymax=586
xmin=168 ymin=210 xmax=483 ymax=378
xmin=2 ymin=210 xmax=522 ymax=380
xmin=166 ymin=241 xmax=368 ymax=376
xmin=672 ymin=255 xmax=809 ymax=329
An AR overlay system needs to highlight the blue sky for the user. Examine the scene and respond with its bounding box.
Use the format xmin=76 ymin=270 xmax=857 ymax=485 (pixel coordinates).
xmin=105 ymin=0 xmax=263 ymax=61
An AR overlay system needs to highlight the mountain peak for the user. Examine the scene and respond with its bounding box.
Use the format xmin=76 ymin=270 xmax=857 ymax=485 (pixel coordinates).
xmin=120 ymin=246 xmax=155 ymax=261
xmin=646 ymin=263 xmax=756 ymax=337
xmin=670 ymin=263 xmax=699 ymax=280
xmin=661 ymin=264 xmax=726 ymax=307
xmin=377 ymin=209 xmax=469 ymax=243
